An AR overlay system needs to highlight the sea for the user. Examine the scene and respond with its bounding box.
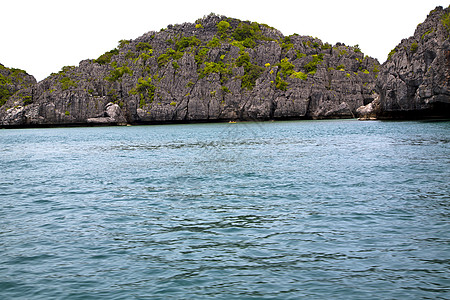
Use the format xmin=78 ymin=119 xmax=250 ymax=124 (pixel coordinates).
xmin=0 ymin=119 xmax=449 ymax=299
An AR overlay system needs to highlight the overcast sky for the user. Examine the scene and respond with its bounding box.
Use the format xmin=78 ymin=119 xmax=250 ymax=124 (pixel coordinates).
xmin=2 ymin=0 xmax=448 ymax=81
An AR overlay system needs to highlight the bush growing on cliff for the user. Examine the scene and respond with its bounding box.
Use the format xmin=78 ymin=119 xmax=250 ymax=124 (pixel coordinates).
xmin=278 ymin=58 xmax=295 ymax=78
xmin=195 ymin=47 xmax=209 ymax=65
xmin=0 ymin=87 xmax=11 ymax=106
xmin=207 ymin=37 xmax=221 ymax=48
xmin=176 ymin=36 xmax=201 ymax=51
xmin=158 ymin=48 xmax=183 ymax=68
xmin=94 ymin=48 xmax=119 ymax=65
xmin=281 ymin=36 xmax=294 ymax=50
xmin=387 ymin=47 xmax=397 ymax=61
xmin=136 ymin=42 xmax=152 ymax=52
xmin=217 ymin=20 xmax=231 ymax=38
xmin=198 ymin=61 xmax=232 ymax=82
xmin=303 ymin=54 xmax=323 ymax=74
xmin=275 ymin=75 xmax=288 ymax=91
xmin=59 ymin=76 xmax=77 ymax=90
xmin=236 ymin=52 xmax=264 ymax=90
xmin=291 ymin=71 xmax=308 ymax=80
xmin=118 ymin=39 xmax=131 ymax=49
xmin=106 ymin=66 xmax=133 ymax=82
xmin=130 ymin=77 xmax=156 ymax=107
xmin=410 ymin=42 xmax=419 ymax=53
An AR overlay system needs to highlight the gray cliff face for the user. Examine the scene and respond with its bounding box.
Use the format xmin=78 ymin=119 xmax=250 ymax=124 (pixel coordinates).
xmin=360 ymin=6 xmax=450 ymax=119
xmin=0 ymin=14 xmax=380 ymax=127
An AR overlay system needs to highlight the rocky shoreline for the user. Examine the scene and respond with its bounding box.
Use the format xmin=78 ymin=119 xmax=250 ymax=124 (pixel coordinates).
xmin=1 ymin=6 xmax=449 ymax=128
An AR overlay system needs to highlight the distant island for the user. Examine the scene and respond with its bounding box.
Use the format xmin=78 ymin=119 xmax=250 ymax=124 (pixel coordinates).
xmin=1 ymin=6 xmax=449 ymax=128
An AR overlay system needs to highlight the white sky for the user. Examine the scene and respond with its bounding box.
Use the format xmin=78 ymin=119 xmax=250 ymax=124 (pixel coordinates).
xmin=2 ymin=0 xmax=449 ymax=81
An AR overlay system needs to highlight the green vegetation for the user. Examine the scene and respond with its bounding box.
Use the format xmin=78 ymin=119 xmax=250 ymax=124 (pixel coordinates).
xmin=353 ymin=44 xmax=362 ymax=53
xmin=195 ymin=23 xmax=203 ymax=29
xmin=158 ymin=48 xmax=183 ymax=67
xmin=94 ymin=48 xmax=119 ymax=65
xmin=275 ymin=75 xmax=288 ymax=91
xmin=137 ymin=50 xmax=153 ymax=62
xmin=130 ymin=77 xmax=156 ymax=108
xmin=303 ymin=54 xmax=323 ymax=74
xmin=198 ymin=61 xmax=232 ymax=83
xmin=421 ymin=29 xmax=434 ymax=40
xmin=410 ymin=42 xmax=419 ymax=53
xmin=296 ymin=51 xmax=306 ymax=59
xmin=59 ymin=76 xmax=77 ymax=90
xmin=236 ymin=51 xmax=264 ymax=90
xmin=281 ymin=36 xmax=294 ymax=51
xmin=22 ymin=95 xmax=32 ymax=105
xmin=291 ymin=71 xmax=307 ymax=80
xmin=442 ymin=10 xmax=450 ymax=34
xmin=387 ymin=47 xmax=397 ymax=61
xmin=338 ymin=49 xmax=348 ymax=57
xmin=232 ymin=22 xmax=258 ymax=41
xmin=321 ymin=43 xmax=332 ymax=50
xmin=336 ymin=64 xmax=345 ymax=71
xmin=136 ymin=42 xmax=152 ymax=52
xmin=195 ymin=47 xmax=209 ymax=65
xmin=118 ymin=39 xmax=131 ymax=49
xmin=217 ymin=20 xmax=231 ymax=38
xmin=0 ymin=87 xmax=11 ymax=107
xmin=278 ymin=58 xmax=295 ymax=78
xmin=176 ymin=36 xmax=201 ymax=51
xmin=221 ymin=86 xmax=231 ymax=93
xmin=207 ymin=37 xmax=221 ymax=48
xmin=106 ymin=65 xmax=132 ymax=82
xmin=170 ymin=101 xmax=177 ymax=106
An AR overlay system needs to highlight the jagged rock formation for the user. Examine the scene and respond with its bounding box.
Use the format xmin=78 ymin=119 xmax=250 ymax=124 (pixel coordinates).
xmin=0 ymin=14 xmax=380 ymax=127
xmin=0 ymin=64 xmax=36 ymax=107
xmin=358 ymin=6 xmax=450 ymax=119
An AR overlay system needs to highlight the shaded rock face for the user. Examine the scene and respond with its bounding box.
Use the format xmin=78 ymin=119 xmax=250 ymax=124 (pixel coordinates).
xmin=374 ymin=6 xmax=450 ymax=119
xmin=1 ymin=14 xmax=380 ymax=127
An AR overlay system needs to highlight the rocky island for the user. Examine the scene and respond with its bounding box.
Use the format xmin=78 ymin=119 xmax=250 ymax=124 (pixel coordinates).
xmin=1 ymin=6 xmax=449 ymax=128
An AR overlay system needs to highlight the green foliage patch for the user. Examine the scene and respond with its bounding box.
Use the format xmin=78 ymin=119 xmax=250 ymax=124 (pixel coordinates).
xmin=106 ymin=65 xmax=133 ymax=82
xmin=130 ymin=77 xmax=156 ymax=108
xmin=217 ymin=20 xmax=231 ymax=38
xmin=236 ymin=52 xmax=264 ymax=90
xmin=59 ymin=76 xmax=77 ymax=90
xmin=158 ymin=48 xmax=184 ymax=68
xmin=278 ymin=58 xmax=295 ymax=78
xmin=94 ymin=48 xmax=119 ymax=65
xmin=0 ymin=87 xmax=11 ymax=107
xmin=387 ymin=47 xmax=397 ymax=61
xmin=303 ymin=54 xmax=323 ymax=74
xmin=136 ymin=42 xmax=152 ymax=52
xmin=176 ymin=36 xmax=201 ymax=51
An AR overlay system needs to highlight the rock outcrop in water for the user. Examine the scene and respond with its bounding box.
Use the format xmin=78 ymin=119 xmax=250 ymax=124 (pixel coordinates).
xmin=0 ymin=14 xmax=380 ymax=127
xmin=358 ymin=6 xmax=450 ymax=119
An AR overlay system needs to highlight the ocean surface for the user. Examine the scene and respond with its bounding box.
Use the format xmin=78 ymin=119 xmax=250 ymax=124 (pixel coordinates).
xmin=0 ymin=119 xmax=449 ymax=299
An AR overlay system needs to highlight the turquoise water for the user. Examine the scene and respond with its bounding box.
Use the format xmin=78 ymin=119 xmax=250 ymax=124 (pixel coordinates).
xmin=0 ymin=119 xmax=449 ymax=299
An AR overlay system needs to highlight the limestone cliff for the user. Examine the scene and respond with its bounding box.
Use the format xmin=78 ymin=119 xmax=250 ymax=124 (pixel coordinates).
xmin=0 ymin=14 xmax=380 ymax=127
xmin=0 ymin=64 xmax=36 ymax=108
xmin=358 ymin=6 xmax=450 ymax=119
